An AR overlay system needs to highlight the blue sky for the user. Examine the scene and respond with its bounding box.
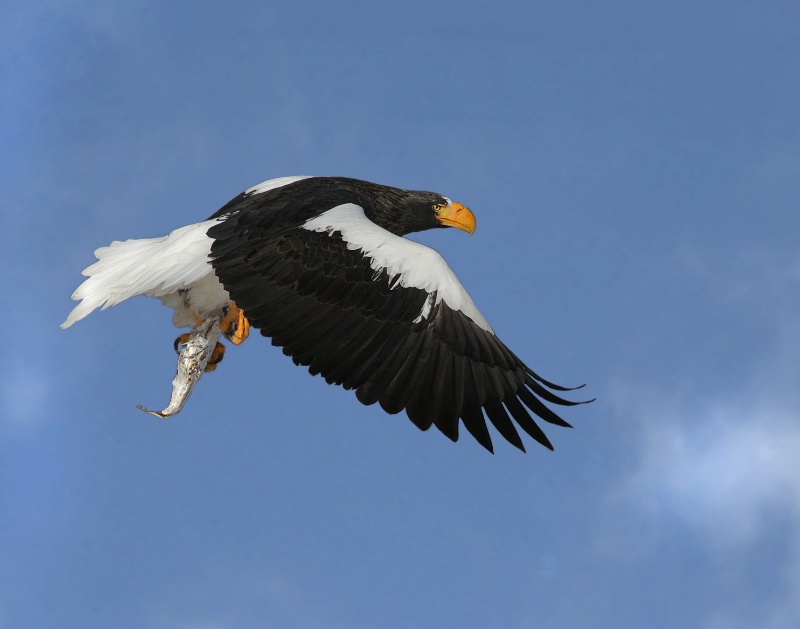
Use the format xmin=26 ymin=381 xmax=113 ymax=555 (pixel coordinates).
xmin=3 ymin=1 xmax=800 ymax=627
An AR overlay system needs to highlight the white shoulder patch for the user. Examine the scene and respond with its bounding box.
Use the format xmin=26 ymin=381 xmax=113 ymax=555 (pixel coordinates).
xmin=301 ymin=204 xmax=493 ymax=333
xmin=245 ymin=176 xmax=312 ymax=196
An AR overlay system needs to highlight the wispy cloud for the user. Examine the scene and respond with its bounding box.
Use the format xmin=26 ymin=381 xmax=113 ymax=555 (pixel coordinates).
xmin=605 ymin=368 xmax=800 ymax=628
xmin=619 ymin=397 xmax=800 ymax=546
xmin=598 ymin=242 xmax=800 ymax=627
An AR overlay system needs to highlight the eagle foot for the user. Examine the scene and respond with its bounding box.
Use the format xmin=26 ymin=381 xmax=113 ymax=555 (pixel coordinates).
xmin=220 ymin=302 xmax=250 ymax=345
xmin=204 ymin=341 xmax=226 ymax=372
xmin=173 ymin=333 xmax=226 ymax=372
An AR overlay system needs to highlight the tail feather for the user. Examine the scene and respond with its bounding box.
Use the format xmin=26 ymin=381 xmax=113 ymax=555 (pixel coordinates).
xmin=61 ymin=220 xmax=219 ymax=328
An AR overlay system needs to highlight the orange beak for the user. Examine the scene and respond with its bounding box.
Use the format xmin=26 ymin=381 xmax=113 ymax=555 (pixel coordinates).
xmin=435 ymin=202 xmax=476 ymax=235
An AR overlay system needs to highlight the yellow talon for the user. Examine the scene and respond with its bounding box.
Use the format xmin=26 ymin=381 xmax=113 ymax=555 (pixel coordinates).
xmin=220 ymin=301 xmax=250 ymax=345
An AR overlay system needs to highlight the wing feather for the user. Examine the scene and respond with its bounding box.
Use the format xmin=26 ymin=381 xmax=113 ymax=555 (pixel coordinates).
xmin=208 ymin=198 xmax=584 ymax=452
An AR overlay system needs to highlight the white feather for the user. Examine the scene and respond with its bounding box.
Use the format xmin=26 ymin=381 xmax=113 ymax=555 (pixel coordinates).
xmin=301 ymin=204 xmax=494 ymax=333
xmin=63 ymin=176 xmax=313 ymax=330
xmin=61 ymin=220 xmax=225 ymax=329
xmin=245 ymin=175 xmax=311 ymax=196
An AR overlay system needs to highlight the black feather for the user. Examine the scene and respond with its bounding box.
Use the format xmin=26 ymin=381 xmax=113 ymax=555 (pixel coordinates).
xmin=503 ymin=396 xmax=554 ymax=450
xmin=459 ymin=362 xmax=494 ymax=452
xmin=484 ymin=399 xmax=525 ymax=453
xmin=378 ymin=330 xmax=430 ymax=415
xmin=203 ymin=176 xmax=589 ymax=451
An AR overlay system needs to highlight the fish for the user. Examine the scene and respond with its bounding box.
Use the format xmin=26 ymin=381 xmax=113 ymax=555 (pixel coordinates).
xmin=137 ymin=315 xmax=223 ymax=418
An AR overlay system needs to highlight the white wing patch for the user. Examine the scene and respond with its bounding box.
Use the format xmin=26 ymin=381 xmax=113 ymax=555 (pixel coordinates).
xmin=245 ymin=175 xmax=311 ymax=196
xmin=301 ymin=204 xmax=494 ymax=333
xmin=61 ymin=220 xmax=225 ymax=329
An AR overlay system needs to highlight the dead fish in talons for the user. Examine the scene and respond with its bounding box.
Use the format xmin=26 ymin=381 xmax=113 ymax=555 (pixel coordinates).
xmin=137 ymin=315 xmax=223 ymax=418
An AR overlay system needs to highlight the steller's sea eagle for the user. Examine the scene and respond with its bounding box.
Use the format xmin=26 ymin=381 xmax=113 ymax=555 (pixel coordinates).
xmin=62 ymin=176 xmax=590 ymax=453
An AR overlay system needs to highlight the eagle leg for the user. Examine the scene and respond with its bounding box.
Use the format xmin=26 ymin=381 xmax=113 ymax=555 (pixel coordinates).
xmin=174 ymin=332 xmax=226 ymax=372
xmin=220 ymin=302 xmax=250 ymax=345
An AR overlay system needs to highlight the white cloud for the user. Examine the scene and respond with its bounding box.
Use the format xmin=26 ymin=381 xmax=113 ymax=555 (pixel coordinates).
xmin=623 ymin=400 xmax=800 ymax=546
xmin=613 ymin=243 xmax=800 ymax=546
xmin=604 ymin=384 xmax=800 ymax=628
xmin=593 ymin=243 xmax=800 ymax=627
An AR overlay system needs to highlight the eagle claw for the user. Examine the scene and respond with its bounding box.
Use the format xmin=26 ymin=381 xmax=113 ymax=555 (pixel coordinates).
xmin=220 ymin=302 xmax=250 ymax=345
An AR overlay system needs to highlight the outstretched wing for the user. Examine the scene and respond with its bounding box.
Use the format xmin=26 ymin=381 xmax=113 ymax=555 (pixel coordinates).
xmin=208 ymin=202 xmax=585 ymax=453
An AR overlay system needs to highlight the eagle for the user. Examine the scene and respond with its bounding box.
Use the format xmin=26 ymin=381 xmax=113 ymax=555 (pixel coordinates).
xmin=62 ymin=176 xmax=589 ymax=453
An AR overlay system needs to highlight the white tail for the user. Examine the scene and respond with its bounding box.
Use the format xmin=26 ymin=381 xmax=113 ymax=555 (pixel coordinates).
xmin=61 ymin=220 xmax=220 ymax=328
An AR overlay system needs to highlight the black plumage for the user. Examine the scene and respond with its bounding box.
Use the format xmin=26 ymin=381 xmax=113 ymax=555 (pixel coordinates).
xmin=206 ymin=176 xmax=589 ymax=453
